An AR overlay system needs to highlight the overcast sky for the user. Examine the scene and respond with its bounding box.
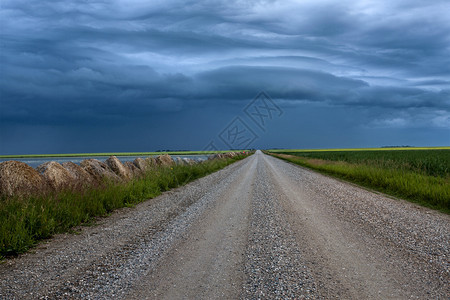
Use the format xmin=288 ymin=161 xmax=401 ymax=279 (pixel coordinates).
xmin=1 ymin=0 xmax=449 ymax=154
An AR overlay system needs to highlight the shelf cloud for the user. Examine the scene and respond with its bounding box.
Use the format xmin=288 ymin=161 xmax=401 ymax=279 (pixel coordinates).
xmin=1 ymin=0 xmax=449 ymax=153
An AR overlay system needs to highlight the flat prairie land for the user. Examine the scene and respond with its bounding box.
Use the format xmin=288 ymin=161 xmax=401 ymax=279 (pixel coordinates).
xmin=0 ymin=150 xmax=249 ymax=159
xmin=267 ymin=148 xmax=449 ymax=213
xmin=268 ymin=146 xmax=450 ymax=152
xmin=1 ymin=151 xmax=448 ymax=299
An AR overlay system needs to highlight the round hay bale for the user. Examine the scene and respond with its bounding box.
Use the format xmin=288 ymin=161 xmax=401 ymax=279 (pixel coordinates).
xmin=0 ymin=161 xmax=48 ymax=198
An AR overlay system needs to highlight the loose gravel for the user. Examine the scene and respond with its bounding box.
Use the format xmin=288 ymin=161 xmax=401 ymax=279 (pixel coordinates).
xmin=263 ymin=153 xmax=449 ymax=299
xmin=0 ymin=157 xmax=249 ymax=299
xmin=242 ymin=156 xmax=317 ymax=299
xmin=0 ymin=151 xmax=448 ymax=299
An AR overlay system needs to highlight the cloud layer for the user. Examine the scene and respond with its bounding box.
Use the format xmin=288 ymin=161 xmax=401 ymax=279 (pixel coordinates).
xmin=1 ymin=0 xmax=449 ymax=153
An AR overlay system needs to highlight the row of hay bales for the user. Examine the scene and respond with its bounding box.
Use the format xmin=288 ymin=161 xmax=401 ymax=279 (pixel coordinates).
xmin=207 ymin=152 xmax=241 ymax=160
xmin=0 ymin=152 xmax=242 ymax=199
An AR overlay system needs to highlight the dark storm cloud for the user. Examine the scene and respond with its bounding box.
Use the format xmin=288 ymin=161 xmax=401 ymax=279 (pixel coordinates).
xmin=1 ymin=0 xmax=449 ymax=153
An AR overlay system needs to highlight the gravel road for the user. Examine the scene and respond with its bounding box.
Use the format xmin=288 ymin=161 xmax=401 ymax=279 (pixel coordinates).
xmin=1 ymin=150 xmax=448 ymax=299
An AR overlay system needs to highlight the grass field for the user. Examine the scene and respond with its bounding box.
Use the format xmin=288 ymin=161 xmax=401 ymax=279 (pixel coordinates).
xmin=0 ymin=153 xmax=250 ymax=258
xmin=267 ymin=148 xmax=449 ymax=213
xmin=268 ymin=147 xmax=450 ymax=152
xmin=0 ymin=150 xmax=250 ymax=159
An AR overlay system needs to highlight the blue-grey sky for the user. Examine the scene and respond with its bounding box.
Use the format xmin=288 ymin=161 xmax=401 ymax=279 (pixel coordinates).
xmin=1 ymin=0 xmax=449 ymax=154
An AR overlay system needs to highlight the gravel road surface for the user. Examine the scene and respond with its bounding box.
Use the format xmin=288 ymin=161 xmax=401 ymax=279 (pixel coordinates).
xmin=1 ymin=150 xmax=448 ymax=299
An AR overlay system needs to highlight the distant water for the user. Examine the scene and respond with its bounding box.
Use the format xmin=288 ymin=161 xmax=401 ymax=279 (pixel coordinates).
xmin=0 ymin=155 xmax=209 ymax=169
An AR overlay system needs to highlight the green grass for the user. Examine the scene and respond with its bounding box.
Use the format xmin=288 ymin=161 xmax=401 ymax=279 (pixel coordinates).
xmin=275 ymin=149 xmax=450 ymax=177
xmin=267 ymin=150 xmax=449 ymax=213
xmin=0 ymin=153 xmax=251 ymax=258
xmin=0 ymin=150 xmax=251 ymax=159
xmin=268 ymin=146 xmax=450 ymax=152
